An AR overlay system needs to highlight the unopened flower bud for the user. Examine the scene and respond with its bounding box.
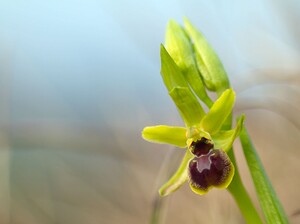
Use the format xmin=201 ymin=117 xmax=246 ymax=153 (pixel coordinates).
xmin=165 ymin=20 xmax=213 ymax=107
xmin=184 ymin=18 xmax=230 ymax=94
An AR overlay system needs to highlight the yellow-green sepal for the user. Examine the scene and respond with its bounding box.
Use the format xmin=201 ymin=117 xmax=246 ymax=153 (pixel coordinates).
xmin=159 ymin=150 xmax=193 ymax=196
xmin=200 ymin=88 xmax=235 ymax=135
xmin=213 ymin=115 xmax=245 ymax=152
xmin=142 ymin=125 xmax=187 ymax=148
xmin=183 ymin=18 xmax=229 ymax=93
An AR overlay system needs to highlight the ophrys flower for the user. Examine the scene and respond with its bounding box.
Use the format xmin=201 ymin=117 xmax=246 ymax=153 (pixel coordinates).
xmin=142 ymin=19 xmax=244 ymax=196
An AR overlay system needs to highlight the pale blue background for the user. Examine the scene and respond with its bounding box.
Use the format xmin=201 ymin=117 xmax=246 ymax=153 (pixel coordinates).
xmin=0 ymin=1 xmax=299 ymax=223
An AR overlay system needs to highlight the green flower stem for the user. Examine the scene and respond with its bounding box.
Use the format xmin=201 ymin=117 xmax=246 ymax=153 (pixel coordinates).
xmin=215 ymin=85 xmax=262 ymax=223
xmin=224 ymin=107 xmax=262 ymax=224
xmin=227 ymin=149 xmax=263 ymax=224
xmin=240 ymin=127 xmax=289 ymax=224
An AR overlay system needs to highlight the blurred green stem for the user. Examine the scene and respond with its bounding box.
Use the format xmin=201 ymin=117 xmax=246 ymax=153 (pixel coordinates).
xmin=219 ymin=95 xmax=262 ymax=223
xmin=150 ymin=196 xmax=165 ymax=224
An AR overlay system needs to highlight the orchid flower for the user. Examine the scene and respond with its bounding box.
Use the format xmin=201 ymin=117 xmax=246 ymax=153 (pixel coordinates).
xmin=142 ymin=45 xmax=244 ymax=196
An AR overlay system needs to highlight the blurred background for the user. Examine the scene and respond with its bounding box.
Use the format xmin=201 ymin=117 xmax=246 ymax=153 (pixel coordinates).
xmin=0 ymin=0 xmax=300 ymax=223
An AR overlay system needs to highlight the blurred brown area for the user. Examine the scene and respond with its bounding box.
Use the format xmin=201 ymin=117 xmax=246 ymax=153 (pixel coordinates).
xmin=0 ymin=0 xmax=300 ymax=224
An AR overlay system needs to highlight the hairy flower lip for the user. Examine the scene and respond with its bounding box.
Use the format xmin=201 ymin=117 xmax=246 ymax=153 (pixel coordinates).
xmin=188 ymin=149 xmax=233 ymax=192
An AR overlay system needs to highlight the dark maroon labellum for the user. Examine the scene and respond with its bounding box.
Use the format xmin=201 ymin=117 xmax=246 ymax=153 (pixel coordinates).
xmin=190 ymin=137 xmax=214 ymax=156
xmin=188 ymin=149 xmax=232 ymax=191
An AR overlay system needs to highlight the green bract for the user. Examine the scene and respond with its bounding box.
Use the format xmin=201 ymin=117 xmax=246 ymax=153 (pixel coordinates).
xmin=160 ymin=45 xmax=205 ymax=126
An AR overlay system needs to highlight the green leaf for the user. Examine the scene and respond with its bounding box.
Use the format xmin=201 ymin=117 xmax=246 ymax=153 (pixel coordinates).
xmin=200 ymin=88 xmax=235 ymax=135
xmin=213 ymin=114 xmax=245 ymax=152
xmin=183 ymin=18 xmax=229 ymax=93
xmin=240 ymin=127 xmax=289 ymax=224
xmin=160 ymin=44 xmax=188 ymax=91
xmin=142 ymin=125 xmax=187 ymax=148
xmin=165 ymin=20 xmax=213 ymax=107
xmin=159 ymin=150 xmax=193 ymax=196
xmin=169 ymin=87 xmax=205 ymax=127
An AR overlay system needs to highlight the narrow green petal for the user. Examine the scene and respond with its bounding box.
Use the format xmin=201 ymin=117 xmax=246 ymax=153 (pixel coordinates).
xmin=160 ymin=44 xmax=188 ymax=91
xmin=159 ymin=150 xmax=193 ymax=196
xmin=169 ymin=87 xmax=205 ymax=127
xmin=142 ymin=125 xmax=187 ymax=148
xmin=213 ymin=115 xmax=245 ymax=152
xmin=200 ymin=88 xmax=235 ymax=135
xmin=165 ymin=20 xmax=213 ymax=107
xmin=183 ymin=18 xmax=230 ymax=93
